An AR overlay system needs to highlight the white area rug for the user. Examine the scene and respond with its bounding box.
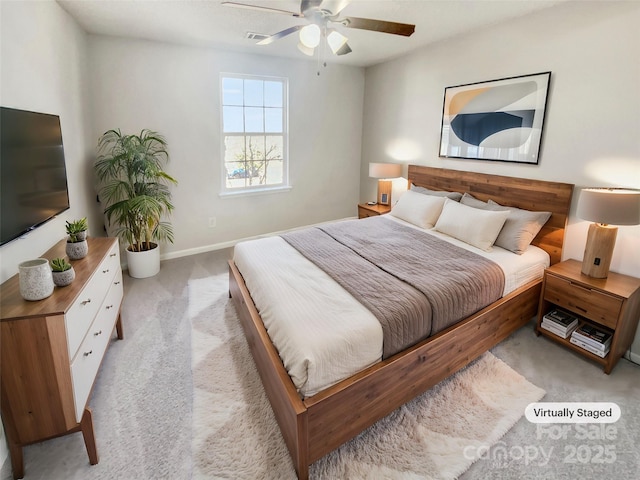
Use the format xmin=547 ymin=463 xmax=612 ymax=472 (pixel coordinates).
xmin=190 ymin=273 xmax=546 ymax=479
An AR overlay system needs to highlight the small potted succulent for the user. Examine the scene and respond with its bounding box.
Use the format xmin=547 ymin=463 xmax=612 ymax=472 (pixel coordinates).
xmin=65 ymin=218 xmax=89 ymax=260
xmin=50 ymin=257 xmax=75 ymax=287
xmin=66 ymin=217 xmax=88 ymax=241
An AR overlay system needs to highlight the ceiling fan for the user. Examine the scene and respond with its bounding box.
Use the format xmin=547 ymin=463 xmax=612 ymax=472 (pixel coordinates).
xmin=222 ymin=0 xmax=415 ymax=57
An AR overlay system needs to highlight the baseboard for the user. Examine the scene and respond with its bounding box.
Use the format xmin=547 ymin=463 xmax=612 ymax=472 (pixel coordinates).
xmin=624 ymin=349 xmax=640 ymax=366
xmin=157 ymin=217 xmax=356 ymax=263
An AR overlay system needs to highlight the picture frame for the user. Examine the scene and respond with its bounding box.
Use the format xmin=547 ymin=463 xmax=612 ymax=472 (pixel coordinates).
xmin=439 ymin=72 xmax=551 ymax=164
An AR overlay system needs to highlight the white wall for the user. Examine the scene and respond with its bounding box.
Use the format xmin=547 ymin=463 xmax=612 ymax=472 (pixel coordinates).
xmin=0 ymin=0 xmax=96 ymax=468
xmin=360 ymin=1 xmax=640 ymax=356
xmin=88 ymin=36 xmax=365 ymax=257
xmin=0 ymin=1 xmax=98 ymax=283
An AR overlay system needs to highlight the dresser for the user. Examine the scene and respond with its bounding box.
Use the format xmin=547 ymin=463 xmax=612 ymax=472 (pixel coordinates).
xmin=0 ymin=237 xmax=124 ymax=479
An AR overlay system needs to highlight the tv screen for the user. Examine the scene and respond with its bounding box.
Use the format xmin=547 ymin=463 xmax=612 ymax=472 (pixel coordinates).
xmin=0 ymin=107 xmax=70 ymax=246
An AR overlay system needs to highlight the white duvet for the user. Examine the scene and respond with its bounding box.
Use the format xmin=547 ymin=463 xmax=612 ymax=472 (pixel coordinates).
xmin=233 ymin=216 xmax=549 ymax=398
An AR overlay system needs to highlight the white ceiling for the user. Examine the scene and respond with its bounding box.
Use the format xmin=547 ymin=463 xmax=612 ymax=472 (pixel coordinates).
xmin=58 ymin=0 xmax=563 ymax=68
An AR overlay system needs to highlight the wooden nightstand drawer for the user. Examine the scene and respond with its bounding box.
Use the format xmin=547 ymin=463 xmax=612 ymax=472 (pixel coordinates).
xmin=544 ymin=273 xmax=622 ymax=329
xmin=358 ymin=206 xmax=376 ymax=218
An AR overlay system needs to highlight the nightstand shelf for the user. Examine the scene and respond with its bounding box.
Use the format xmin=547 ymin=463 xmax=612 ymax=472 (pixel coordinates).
xmin=358 ymin=203 xmax=391 ymax=218
xmin=535 ymin=259 xmax=640 ymax=374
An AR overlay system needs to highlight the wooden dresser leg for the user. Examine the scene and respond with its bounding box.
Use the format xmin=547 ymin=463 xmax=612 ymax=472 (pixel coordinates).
xmin=8 ymin=440 xmax=24 ymax=480
xmin=296 ymin=461 xmax=309 ymax=480
xmin=80 ymin=408 xmax=99 ymax=465
xmin=115 ymin=312 xmax=124 ymax=340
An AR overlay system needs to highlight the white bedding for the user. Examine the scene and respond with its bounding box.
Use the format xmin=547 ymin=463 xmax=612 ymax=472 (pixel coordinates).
xmin=233 ymin=217 xmax=549 ymax=398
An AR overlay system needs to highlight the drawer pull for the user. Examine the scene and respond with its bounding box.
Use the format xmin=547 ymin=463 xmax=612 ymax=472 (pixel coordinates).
xmin=106 ymin=305 xmax=114 ymax=310
xmin=103 ymin=269 xmax=110 ymax=274
xmin=569 ymin=302 xmax=588 ymax=313
xmin=110 ymin=253 xmax=117 ymax=257
xmin=80 ymin=298 xmax=92 ymax=306
xmin=83 ymin=350 xmax=93 ymax=357
xmin=570 ymin=281 xmax=592 ymax=292
xmin=114 ymin=281 xmax=121 ymax=285
xmin=94 ymin=330 xmax=103 ymax=336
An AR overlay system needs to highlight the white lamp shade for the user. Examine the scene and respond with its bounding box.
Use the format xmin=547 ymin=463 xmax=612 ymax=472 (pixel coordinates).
xmin=577 ymin=188 xmax=640 ymax=226
xmin=327 ymin=30 xmax=348 ymax=54
xmin=297 ymin=42 xmax=315 ymax=56
xmin=299 ymin=24 xmax=321 ymax=48
xmin=369 ymin=162 xmax=402 ymax=179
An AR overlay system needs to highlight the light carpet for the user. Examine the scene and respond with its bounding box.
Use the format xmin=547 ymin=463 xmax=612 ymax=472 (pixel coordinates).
xmin=190 ymin=273 xmax=546 ymax=479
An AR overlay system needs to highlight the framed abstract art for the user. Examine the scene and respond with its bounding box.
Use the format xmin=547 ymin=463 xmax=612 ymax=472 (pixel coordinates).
xmin=439 ymin=72 xmax=551 ymax=164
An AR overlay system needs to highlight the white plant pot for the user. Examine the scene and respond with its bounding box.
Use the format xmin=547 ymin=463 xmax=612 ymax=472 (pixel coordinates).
xmin=66 ymin=240 xmax=88 ymax=260
xmin=52 ymin=267 xmax=76 ymax=287
xmin=126 ymin=243 xmax=160 ymax=278
xmin=18 ymin=258 xmax=54 ymax=301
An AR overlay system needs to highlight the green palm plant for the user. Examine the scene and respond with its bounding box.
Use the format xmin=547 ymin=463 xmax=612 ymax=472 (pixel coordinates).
xmin=95 ymin=129 xmax=177 ymax=253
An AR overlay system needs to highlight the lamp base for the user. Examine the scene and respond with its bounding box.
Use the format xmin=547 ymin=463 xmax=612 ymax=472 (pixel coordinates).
xmin=581 ymin=223 xmax=617 ymax=278
xmin=377 ymin=179 xmax=392 ymax=206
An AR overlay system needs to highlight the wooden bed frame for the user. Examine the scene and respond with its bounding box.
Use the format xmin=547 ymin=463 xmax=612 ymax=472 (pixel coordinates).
xmin=228 ymin=166 xmax=573 ymax=479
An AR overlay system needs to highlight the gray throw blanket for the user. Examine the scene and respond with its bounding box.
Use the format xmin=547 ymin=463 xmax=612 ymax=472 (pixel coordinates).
xmin=281 ymin=216 xmax=505 ymax=358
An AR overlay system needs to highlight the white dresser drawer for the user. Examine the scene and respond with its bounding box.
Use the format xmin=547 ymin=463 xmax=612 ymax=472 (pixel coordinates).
xmin=70 ymin=270 xmax=123 ymax=422
xmin=65 ymin=243 xmax=120 ymax=357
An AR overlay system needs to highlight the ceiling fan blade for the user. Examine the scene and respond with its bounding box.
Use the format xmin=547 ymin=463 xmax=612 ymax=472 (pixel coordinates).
xmin=341 ymin=16 xmax=415 ymax=37
xmin=222 ymin=2 xmax=302 ymax=17
xmin=257 ymin=25 xmax=305 ymax=45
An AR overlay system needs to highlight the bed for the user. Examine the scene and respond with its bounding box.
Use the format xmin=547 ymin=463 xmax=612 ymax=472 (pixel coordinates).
xmin=228 ymin=165 xmax=573 ymax=479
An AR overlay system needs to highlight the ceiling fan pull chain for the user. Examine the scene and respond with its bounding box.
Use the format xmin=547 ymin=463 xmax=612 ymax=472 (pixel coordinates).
xmin=317 ymin=28 xmax=328 ymax=76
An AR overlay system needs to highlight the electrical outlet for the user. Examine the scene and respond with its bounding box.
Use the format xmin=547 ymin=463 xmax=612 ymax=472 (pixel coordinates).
xmin=208 ymin=217 xmax=216 ymax=228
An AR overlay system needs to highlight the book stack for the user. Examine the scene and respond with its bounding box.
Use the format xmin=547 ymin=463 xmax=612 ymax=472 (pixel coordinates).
xmin=541 ymin=309 xmax=579 ymax=338
xmin=570 ymin=324 xmax=612 ymax=358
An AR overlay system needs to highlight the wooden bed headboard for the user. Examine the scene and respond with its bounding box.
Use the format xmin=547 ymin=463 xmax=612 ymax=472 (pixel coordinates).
xmin=407 ymin=165 xmax=574 ymax=265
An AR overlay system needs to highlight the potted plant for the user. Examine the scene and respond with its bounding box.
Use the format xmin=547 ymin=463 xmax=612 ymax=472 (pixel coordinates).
xmin=66 ymin=217 xmax=88 ymax=241
xmin=65 ymin=218 xmax=89 ymax=260
xmin=50 ymin=257 xmax=75 ymax=287
xmin=95 ymin=129 xmax=177 ymax=278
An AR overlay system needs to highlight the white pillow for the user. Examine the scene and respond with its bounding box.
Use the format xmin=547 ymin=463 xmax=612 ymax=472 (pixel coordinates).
xmin=389 ymin=190 xmax=445 ymax=228
xmin=460 ymin=194 xmax=552 ymax=254
xmin=434 ymin=199 xmax=510 ymax=251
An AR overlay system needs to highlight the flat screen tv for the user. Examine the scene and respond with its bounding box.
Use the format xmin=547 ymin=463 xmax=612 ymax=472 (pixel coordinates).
xmin=0 ymin=107 xmax=70 ymax=246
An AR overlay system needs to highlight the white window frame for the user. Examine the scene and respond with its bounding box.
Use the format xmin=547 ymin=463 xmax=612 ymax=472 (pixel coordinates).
xmin=219 ymin=73 xmax=290 ymax=196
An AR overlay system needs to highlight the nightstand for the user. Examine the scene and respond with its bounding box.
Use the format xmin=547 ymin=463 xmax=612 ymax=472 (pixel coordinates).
xmin=358 ymin=203 xmax=391 ymax=219
xmin=535 ymin=259 xmax=640 ymax=374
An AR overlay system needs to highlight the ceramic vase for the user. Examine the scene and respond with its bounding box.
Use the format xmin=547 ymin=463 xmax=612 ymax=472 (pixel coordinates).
xmin=19 ymin=258 xmax=54 ymax=301
xmin=52 ymin=267 xmax=76 ymax=287
xmin=66 ymin=239 xmax=88 ymax=260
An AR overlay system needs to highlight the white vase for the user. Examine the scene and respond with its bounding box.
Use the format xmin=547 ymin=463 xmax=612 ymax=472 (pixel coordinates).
xmin=126 ymin=243 xmax=160 ymax=278
xmin=19 ymin=258 xmax=54 ymax=301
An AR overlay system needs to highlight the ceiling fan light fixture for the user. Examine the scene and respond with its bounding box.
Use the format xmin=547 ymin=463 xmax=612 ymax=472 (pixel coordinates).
xmin=297 ymin=42 xmax=315 ymax=56
xmin=327 ymin=30 xmax=348 ymax=54
xmin=299 ymin=24 xmax=321 ymax=48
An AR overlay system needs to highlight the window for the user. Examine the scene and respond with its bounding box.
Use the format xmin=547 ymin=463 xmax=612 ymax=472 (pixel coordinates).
xmin=221 ymin=74 xmax=288 ymax=194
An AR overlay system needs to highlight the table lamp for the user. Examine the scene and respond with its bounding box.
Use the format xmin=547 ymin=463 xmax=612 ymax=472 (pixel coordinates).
xmin=369 ymin=163 xmax=402 ymax=205
xmin=576 ymin=187 xmax=640 ymax=278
